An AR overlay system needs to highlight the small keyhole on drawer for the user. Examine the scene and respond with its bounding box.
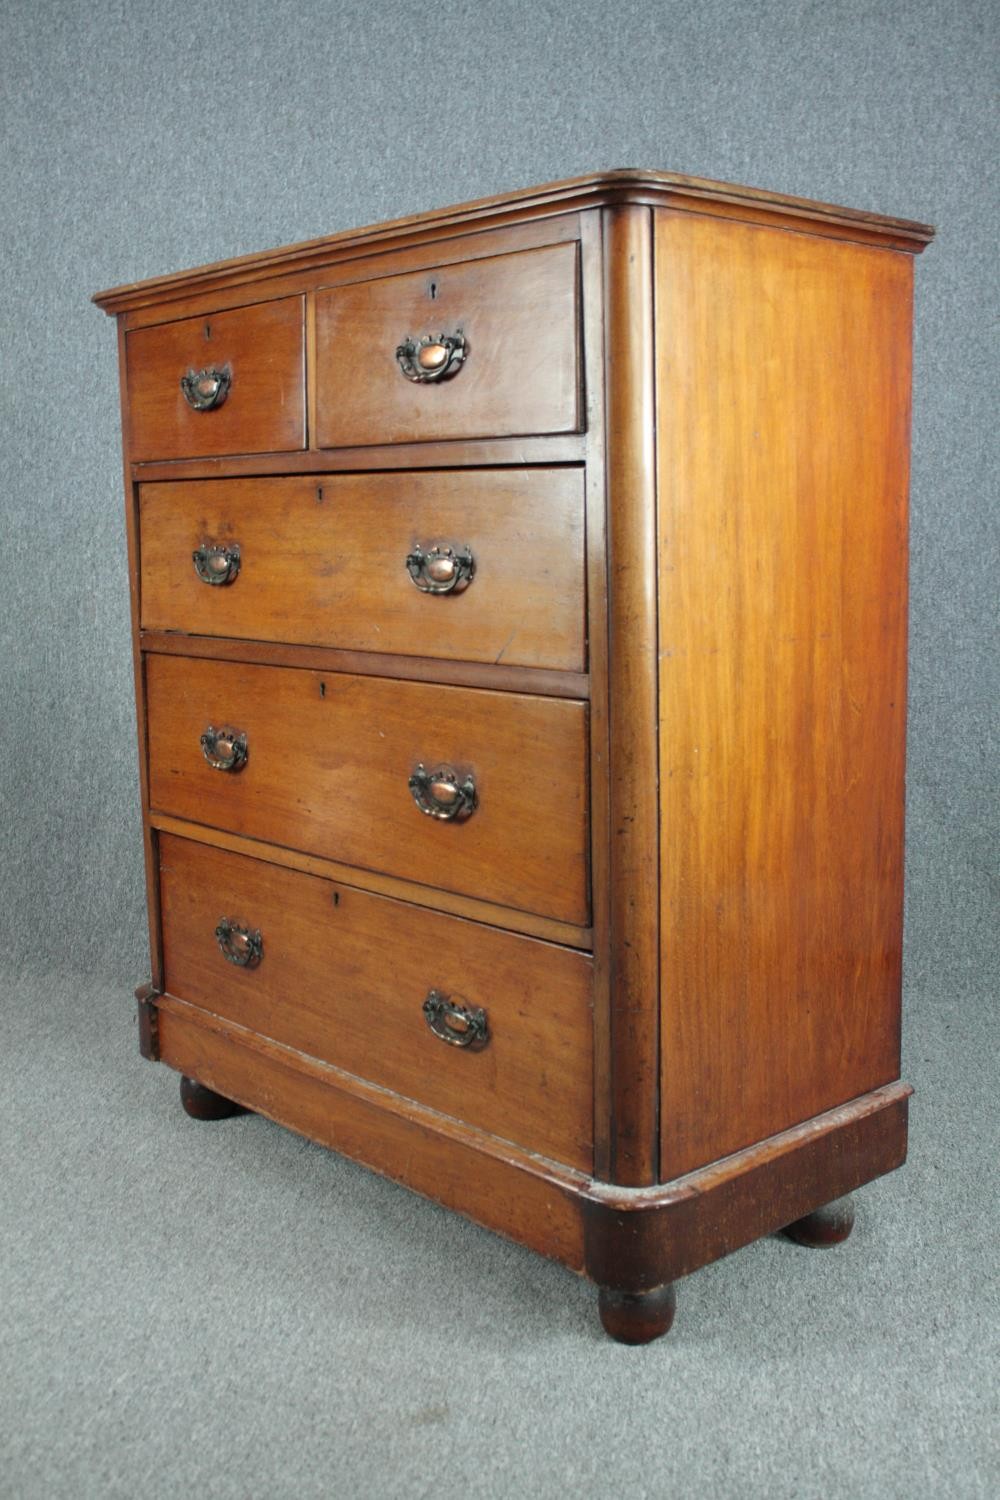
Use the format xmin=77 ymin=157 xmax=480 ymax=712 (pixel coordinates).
xmin=204 ymin=322 xmax=211 ymax=339
xmin=319 ymin=681 xmax=326 ymax=698
xmin=317 ymin=486 xmax=324 ymax=504
xmin=429 ymin=281 xmax=437 ymax=300
xmin=332 ymin=891 xmax=340 ymax=907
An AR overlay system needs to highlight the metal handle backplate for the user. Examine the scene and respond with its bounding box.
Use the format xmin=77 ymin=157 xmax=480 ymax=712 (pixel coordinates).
xmin=395 ymin=331 xmax=467 ymax=383
xmin=422 ymin=989 xmax=489 ymax=1049
xmin=193 ymin=542 xmax=241 ymax=586
xmin=406 ymin=544 xmax=475 ymax=595
xmin=181 ymin=366 xmax=231 ymax=411
xmin=215 ymin=918 xmax=262 ymax=968
xmin=200 ymin=726 xmax=248 ymax=772
xmin=408 ymin=764 xmax=477 ymax=821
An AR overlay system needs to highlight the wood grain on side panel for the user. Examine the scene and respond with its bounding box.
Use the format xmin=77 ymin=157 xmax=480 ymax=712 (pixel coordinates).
xmin=655 ymin=211 xmax=913 ymax=1177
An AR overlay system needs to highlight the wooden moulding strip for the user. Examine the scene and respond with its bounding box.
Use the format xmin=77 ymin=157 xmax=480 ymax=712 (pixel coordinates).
xmin=583 ymin=1083 xmax=912 ymax=1290
xmin=146 ymin=813 xmax=594 ymax=953
xmin=154 ymin=995 xmax=910 ymax=1290
xmin=601 ymin=203 xmax=660 ymax=1185
xmin=93 ymin=169 xmax=933 ymax=315
xmin=139 ymin=632 xmax=590 ymax=703
xmin=129 ymin=435 xmax=589 ymax=480
xmin=157 ymin=997 xmax=588 ymax=1271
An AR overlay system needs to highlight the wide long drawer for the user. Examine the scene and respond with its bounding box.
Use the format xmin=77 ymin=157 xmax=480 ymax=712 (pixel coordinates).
xmin=159 ymin=834 xmax=594 ymax=1170
xmin=146 ymin=654 xmax=590 ymax=926
xmin=139 ymin=468 xmax=586 ymax=672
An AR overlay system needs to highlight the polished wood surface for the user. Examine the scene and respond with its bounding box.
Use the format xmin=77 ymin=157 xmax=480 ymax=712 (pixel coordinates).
xmin=126 ymin=296 xmax=305 ymax=461
xmin=117 ymin=217 xmax=583 ymax=332
xmin=784 ymin=1194 xmax=856 ymax=1247
xmin=157 ymin=995 xmax=589 ymax=1270
xmin=315 ymin=240 xmax=580 ymax=446
xmin=148 ymin=812 xmax=593 ymax=950
xmin=655 ymin=211 xmax=914 ymax=1177
xmin=156 ymin=988 xmax=910 ymax=1299
xmin=179 ymin=1074 xmax=248 ymax=1120
xmin=146 ymin=653 xmax=590 ymax=925
xmin=159 ymin=833 xmax=594 ymax=1168
xmin=139 ymin=468 xmax=586 ymax=671
xmin=578 ymin=212 xmax=614 ymax=1179
xmin=583 ymin=1083 xmax=910 ymax=1291
xmin=130 ymin=432 xmax=587 ymax=481
xmin=93 ymin=169 xmax=932 ymax=317
xmin=97 ymin=172 xmax=930 ymax=1337
xmin=601 ymin=204 xmax=660 ymax=1186
xmin=597 ymin=1284 xmax=676 ymax=1345
xmin=140 ymin=630 xmax=589 ymax=703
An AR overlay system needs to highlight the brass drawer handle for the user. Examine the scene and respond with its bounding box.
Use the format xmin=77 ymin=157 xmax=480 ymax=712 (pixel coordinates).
xmin=181 ymin=365 xmax=231 ymax=411
xmin=396 ymin=331 xmax=467 ymax=383
xmin=408 ymin=764 xmax=477 ymax=821
xmin=406 ymin=544 xmax=475 ymax=595
xmin=193 ymin=542 xmax=241 ymax=586
xmin=422 ymin=989 xmax=489 ymax=1049
xmin=200 ymin=725 xmax=248 ymax=772
xmin=215 ymin=918 xmax=262 ymax=968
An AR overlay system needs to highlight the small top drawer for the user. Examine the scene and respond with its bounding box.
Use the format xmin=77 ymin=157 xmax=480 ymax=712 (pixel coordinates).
xmin=315 ymin=241 xmax=581 ymax=448
xmin=125 ymin=296 xmax=306 ymax=461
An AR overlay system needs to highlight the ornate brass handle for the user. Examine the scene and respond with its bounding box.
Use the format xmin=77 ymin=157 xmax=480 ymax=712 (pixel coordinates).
xmin=395 ymin=331 xmax=467 ymax=382
xmin=193 ymin=542 xmax=241 ymax=586
xmin=200 ymin=726 xmax=248 ymax=772
xmin=181 ymin=366 xmax=231 ymax=411
xmin=406 ymin=544 xmax=475 ymax=595
xmin=215 ymin=918 xmax=263 ymax=968
xmin=408 ymin=764 xmax=477 ymax=821
xmin=422 ymin=990 xmax=489 ymax=1049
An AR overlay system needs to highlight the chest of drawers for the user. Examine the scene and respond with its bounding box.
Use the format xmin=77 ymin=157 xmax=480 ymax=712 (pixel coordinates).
xmin=94 ymin=170 xmax=933 ymax=1343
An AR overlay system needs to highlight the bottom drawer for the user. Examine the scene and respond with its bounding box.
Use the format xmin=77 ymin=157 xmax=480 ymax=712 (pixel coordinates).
xmin=158 ymin=833 xmax=594 ymax=1171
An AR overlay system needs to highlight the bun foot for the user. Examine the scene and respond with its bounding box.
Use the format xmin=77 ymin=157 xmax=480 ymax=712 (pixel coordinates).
xmin=784 ymin=1193 xmax=855 ymax=1248
xmin=598 ymin=1283 xmax=677 ymax=1345
xmin=179 ymin=1075 xmax=249 ymax=1121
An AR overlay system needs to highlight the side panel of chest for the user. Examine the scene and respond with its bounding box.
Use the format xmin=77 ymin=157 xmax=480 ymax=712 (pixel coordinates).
xmin=654 ymin=211 xmax=914 ymax=1177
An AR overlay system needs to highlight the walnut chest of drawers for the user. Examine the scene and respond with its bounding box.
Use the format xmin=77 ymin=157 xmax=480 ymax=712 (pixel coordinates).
xmin=94 ymin=170 xmax=933 ymax=1342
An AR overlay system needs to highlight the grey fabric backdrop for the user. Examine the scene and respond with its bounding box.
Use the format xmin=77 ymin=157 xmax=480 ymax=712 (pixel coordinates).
xmin=1 ymin=0 xmax=995 ymax=991
xmin=1 ymin=2 xmax=996 ymax=1497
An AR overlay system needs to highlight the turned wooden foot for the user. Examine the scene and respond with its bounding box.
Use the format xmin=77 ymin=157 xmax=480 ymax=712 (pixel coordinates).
xmin=597 ymin=1283 xmax=677 ymax=1345
xmin=179 ymin=1075 xmax=249 ymax=1121
xmin=784 ymin=1193 xmax=855 ymax=1248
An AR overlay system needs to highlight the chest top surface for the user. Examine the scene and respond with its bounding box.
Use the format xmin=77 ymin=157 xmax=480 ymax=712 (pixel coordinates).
xmin=93 ymin=167 xmax=933 ymax=316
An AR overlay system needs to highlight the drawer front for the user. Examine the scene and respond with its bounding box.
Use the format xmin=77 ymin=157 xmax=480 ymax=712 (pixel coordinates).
xmin=140 ymin=468 xmax=586 ymax=673
xmin=315 ymin=241 xmax=580 ymax=448
xmin=126 ymin=297 xmax=306 ymax=461
xmin=147 ymin=654 xmax=590 ymax=926
xmin=159 ymin=834 xmax=593 ymax=1169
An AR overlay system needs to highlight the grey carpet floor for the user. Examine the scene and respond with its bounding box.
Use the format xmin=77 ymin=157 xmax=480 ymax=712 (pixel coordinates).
xmin=1 ymin=959 xmax=996 ymax=1500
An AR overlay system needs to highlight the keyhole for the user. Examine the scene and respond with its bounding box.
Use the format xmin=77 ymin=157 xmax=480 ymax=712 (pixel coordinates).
xmin=204 ymin=322 xmax=212 ymax=339
xmin=319 ymin=681 xmax=326 ymax=698
xmin=429 ymin=281 xmax=438 ymax=300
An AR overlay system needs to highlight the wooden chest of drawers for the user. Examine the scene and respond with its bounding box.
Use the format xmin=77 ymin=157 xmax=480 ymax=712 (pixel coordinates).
xmin=94 ymin=170 xmax=933 ymax=1342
